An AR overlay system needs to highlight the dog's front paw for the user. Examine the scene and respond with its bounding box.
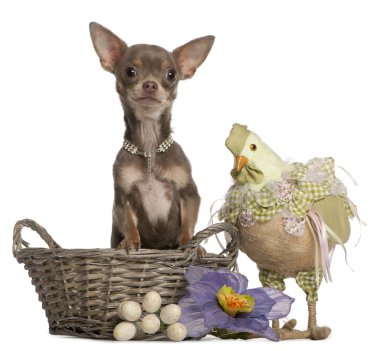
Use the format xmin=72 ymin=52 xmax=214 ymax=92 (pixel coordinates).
xmin=179 ymin=231 xmax=191 ymax=247
xmin=117 ymin=238 xmax=141 ymax=252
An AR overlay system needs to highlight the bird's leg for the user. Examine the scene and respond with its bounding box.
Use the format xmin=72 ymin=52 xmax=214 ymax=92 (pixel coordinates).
xmin=295 ymin=270 xmax=331 ymax=340
xmin=308 ymin=301 xmax=317 ymax=329
xmin=259 ymin=269 xmax=286 ymax=334
xmin=259 ymin=270 xmax=300 ymax=338
xmin=307 ymin=301 xmax=331 ymax=340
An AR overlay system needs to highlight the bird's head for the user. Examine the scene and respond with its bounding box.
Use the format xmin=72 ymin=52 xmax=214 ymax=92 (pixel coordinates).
xmin=225 ymin=123 xmax=288 ymax=190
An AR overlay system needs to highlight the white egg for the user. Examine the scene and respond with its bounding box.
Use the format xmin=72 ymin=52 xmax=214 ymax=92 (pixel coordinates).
xmin=113 ymin=321 xmax=137 ymax=341
xmin=160 ymin=304 xmax=181 ymax=325
xmin=141 ymin=314 xmax=161 ymax=334
xmin=142 ymin=291 xmax=162 ymax=313
xmin=117 ymin=301 xmax=142 ymax=321
xmin=166 ymin=323 xmax=187 ymax=342
xmin=133 ymin=321 xmax=145 ymax=340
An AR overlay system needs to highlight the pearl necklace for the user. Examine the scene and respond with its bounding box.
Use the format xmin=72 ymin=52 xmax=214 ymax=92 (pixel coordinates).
xmin=122 ymin=135 xmax=174 ymax=190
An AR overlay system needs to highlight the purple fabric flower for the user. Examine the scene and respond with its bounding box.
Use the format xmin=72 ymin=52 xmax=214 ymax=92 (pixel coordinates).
xmin=283 ymin=213 xmax=306 ymax=237
xmin=274 ymin=178 xmax=295 ymax=202
xmin=239 ymin=209 xmax=257 ymax=227
xmin=179 ymin=266 xmax=294 ymax=341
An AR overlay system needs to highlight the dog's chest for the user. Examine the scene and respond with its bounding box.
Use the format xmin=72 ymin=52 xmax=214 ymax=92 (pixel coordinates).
xmin=136 ymin=177 xmax=172 ymax=223
xmin=118 ymin=164 xmax=189 ymax=223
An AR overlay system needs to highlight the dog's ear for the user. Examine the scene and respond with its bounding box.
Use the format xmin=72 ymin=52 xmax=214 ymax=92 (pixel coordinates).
xmin=173 ymin=36 xmax=215 ymax=80
xmin=89 ymin=22 xmax=127 ymax=73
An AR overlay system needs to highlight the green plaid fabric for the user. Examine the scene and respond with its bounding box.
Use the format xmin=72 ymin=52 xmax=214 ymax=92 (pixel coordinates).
xmin=259 ymin=269 xmax=286 ymax=291
xmin=259 ymin=268 xmax=322 ymax=302
xmin=218 ymin=157 xmax=353 ymax=225
xmin=296 ymin=269 xmax=323 ymax=303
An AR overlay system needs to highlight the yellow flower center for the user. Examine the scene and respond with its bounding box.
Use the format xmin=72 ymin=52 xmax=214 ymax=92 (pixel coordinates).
xmin=216 ymin=285 xmax=254 ymax=317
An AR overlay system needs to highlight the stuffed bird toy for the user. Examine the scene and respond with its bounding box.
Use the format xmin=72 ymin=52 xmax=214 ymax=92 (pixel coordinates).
xmin=219 ymin=123 xmax=358 ymax=340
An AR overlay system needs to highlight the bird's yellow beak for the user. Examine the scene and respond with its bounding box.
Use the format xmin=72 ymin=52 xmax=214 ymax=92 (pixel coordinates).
xmin=235 ymin=155 xmax=248 ymax=173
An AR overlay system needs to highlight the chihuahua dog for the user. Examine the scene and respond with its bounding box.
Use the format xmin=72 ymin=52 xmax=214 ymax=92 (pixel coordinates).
xmin=89 ymin=23 xmax=214 ymax=250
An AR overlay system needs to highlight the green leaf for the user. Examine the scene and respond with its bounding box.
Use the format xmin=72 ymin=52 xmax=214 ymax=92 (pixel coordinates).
xmin=211 ymin=328 xmax=256 ymax=340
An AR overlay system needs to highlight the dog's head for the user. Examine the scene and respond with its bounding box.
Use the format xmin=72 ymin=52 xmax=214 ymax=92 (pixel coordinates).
xmin=89 ymin=23 xmax=214 ymax=120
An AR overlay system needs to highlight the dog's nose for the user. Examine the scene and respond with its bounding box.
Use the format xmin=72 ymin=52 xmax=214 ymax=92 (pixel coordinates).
xmin=143 ymin=81 xmax=158 ymax=93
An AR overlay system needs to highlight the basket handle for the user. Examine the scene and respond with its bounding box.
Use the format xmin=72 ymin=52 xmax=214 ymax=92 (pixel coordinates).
xmin=180 ymin=222 xmax=240 ymax=262
xmin=13 ymin=219 xmax=61 ymax=257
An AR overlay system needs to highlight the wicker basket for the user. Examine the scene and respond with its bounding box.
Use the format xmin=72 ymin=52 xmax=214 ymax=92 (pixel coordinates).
xmin=13 ymin=219 xmax=239 ymax=339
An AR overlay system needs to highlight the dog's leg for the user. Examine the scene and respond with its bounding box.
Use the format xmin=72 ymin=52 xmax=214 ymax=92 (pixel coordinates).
xmin=179 ymin=186 xmax=203 ymax=254
xmin=180 ymin=194 xmax=207 ymax=256
xmin=113 ymin=195 xmax=141 ymax=251
xmin=111 ymin=224 xmax=123 ymax=248
xmin=179 ymin=197 xmax=199 ymax=245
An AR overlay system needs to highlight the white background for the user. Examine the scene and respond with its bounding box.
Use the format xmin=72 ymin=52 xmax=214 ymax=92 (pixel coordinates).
xmin=0 ymin=0 xmax=379 ymax=350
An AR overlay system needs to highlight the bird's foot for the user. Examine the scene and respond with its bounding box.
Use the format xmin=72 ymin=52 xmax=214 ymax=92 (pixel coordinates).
xmin=309 ymin=326 xmax=331 ymax=340
xmin=274 ymin=319 xmax=331 ymax=340
xmin=274 ymin=319 xmax=309 ymax=340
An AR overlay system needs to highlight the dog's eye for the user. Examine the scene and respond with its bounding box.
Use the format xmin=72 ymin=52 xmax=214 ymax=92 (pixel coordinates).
xmin=125 ymin=67 xmax=137 ymax=78
xmin=250 ymin=144 xmax=257 ymax=151
xmin=166 ymin=69 xmax=177 ymax=82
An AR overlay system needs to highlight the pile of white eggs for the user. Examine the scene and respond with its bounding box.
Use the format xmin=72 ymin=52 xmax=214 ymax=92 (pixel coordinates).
xmin=113 ymin=291 xmax=187 ymax=342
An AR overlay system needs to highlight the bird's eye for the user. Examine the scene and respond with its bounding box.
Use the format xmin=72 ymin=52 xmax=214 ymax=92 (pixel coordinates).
xmin=250 ymin=144 xmax=257 ymax=151
xmin=166 ymin=69 xmax=177 ymax=82
xmin=125 ymin=67 xmax=137 ymax=78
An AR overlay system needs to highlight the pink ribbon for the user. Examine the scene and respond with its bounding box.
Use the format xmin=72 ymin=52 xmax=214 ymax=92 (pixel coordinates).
xmin=307 ymin=208 xmax=332 ymax=283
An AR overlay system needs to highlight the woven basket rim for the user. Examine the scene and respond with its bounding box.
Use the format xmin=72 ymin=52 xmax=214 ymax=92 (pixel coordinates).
xmin=16 ymin=246 xmax=229 ymax=257
xmin=13 ymin=219 xmax=240 ymax=267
